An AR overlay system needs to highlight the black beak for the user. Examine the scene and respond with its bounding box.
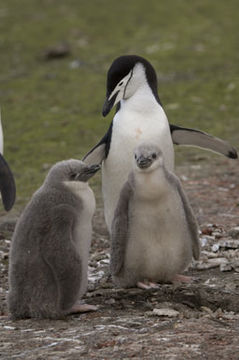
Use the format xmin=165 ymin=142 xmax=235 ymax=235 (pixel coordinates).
xmin=0 ymin=153 xmax=16 ymax=211
xmin=102 ymin=92 xmax=119 ymax=117
xmin=86 ymin=164 xmax=101 ymax=175
xmin=136 ymin=156 xmax=152 ymax=169
xmin=75 ymin=164 xmax=101 ymax=182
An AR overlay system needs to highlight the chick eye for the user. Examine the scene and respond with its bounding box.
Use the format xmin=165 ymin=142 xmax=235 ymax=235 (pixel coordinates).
xmin=152 ymin=153 xmax=157 ymax=159
xmin=70 ymin=173 xmax=77 ymax=180
xmin=134 ymin=154 xmax=137 ymax=159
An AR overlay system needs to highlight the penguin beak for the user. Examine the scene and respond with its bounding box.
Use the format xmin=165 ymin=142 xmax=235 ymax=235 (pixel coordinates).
xmin=75 ymin=164 xmax=101 ymax=182
xmin=102 ymin=92 xmax=119 ymax=117
xmin=102 ymin=70 xmax=133 ymax=117
xmin=136 ymin=156 xmax=152 ymax=169
xmin=87 ymin=164 xmax=101 ymax=174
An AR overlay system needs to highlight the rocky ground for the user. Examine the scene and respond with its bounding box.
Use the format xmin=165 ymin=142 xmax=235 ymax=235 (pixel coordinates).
xmin=0 ymin=157 xmax=239 ymax=360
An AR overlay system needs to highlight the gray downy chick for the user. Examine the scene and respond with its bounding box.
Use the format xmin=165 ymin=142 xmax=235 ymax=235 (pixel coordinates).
xmin=110 ymin=143 xmax=200 ymax=289
xmin=8 ymin=160 xmax=100 ymax=319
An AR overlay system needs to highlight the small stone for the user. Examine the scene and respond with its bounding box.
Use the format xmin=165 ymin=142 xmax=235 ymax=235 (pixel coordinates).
xmin=212 ymin=244 xmax=220 ymax=252
xmin=151 ymin=308 xmax=179 ymax=317
xmin=69 ymin=60 xmax=82 ymax=69
xmin=105 ymin=298 xmax=115 ymax=305
xmin=200 ymin=237 xmax=208 ymax=247
xmin=218 ymin=239 xmax=239 ymax=249
xmin=0 ymin=251 xmax=8 ymax=260
xmin=228 ymin=227 xmax=239 ymax=239
xmin=220 ymin=263 xmax=232 ymax=272
xmin=0 ymin=217 xmax=18 ymax=232
xmin=195 ymin=258 xmax=228 ymax=270
xmin=42 ymin=43 xmax=71 ymax=60
xmin=213 ymin=232 xmax=223 ymax=239
xmin=200 ymin=306 xmax=214 ymax=315
xmin=201 ymin=227 xmax=213 ymax=236
xmin=201 ymin=250 xmax=218 ymax=258
xmin=232 ymin=259 xmax=239 ymax=272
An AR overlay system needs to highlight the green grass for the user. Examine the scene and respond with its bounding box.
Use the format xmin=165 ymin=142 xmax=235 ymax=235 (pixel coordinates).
xmin=0 ymin=0 xmax=238 ymax=209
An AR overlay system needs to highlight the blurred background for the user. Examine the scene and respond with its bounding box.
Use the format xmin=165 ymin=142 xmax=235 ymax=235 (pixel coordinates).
xmin=0 ymin=0 xmax=238 ymax=210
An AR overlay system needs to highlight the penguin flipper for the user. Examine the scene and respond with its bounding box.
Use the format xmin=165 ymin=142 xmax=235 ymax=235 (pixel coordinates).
xmin=170 ymin=125 xmax=238 ymax=159
xmin=83 ymin=143 xmax=106 ymax=165
xmin=0 ymin=153 xmax=16 ymax=211
xmin=168 ymin=173 xmax=200 ymax=260
xmin=83 ymin=122 xmax=113 ymax=165
xmin=110 ymin=181 xmax=132 ymax=275
xmin=42 ymin=204 xmax=82 ymax=311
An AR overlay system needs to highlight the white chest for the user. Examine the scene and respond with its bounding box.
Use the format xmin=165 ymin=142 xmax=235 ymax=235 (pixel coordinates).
xmin=125 ymin=188 xmax=192 ymax=281
xmin=64 ymin=181 xmax=96 ymax=294
xmin=102 ymin=93 xmax=174 ymax=230
xmin=64 ymin=181 xmax=96 ymax=217
xmin=107 ymin=102 xmax=174 ymax=170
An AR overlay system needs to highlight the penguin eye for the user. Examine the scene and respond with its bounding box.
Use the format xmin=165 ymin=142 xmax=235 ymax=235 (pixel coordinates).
xmin=134 ymin=154 xmax=137 ymax=159
xmin=152 ymin=153 xmax=157 ymax=159
xmin=118 ymin=80 xmax=124 ymax=87
xmin=70 ymin=173 xmax=77 ymax=181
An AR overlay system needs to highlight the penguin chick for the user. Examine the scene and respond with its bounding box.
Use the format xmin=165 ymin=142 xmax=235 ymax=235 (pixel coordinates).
xmin=8 ymin=160 xmax=100 ymax=319
xmin=110 ymin=144 xmax=200 ymax=289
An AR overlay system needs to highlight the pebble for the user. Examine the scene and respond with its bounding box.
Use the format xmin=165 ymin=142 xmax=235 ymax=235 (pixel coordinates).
xmin=220 ymin=263 xmax=232 ymax=272
xmin=150 ymin=308 xmax=179 ymax=317
xmin=69 ymin=60 xmax=82 ymax=69
xmin=232 ymin=260 xmax=239 ymax=272
xmin=0 ymin=217 xmax=18 ymax=232
xmin=212 ymin=244 xmax=220 ymax=252
xmin=195 ymin=258 xmax=228 ymax=270
xmin=218 ymin=239 xmax=239 ymax=249
xmin=0 ymin=251 xmax=8 ymax=260
xmin=228 ymin=227 xmax=239 ymax=239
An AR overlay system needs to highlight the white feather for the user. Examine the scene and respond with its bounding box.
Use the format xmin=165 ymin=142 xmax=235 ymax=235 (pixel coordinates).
xmin=64 ymin=180 xmax=95 ymax=296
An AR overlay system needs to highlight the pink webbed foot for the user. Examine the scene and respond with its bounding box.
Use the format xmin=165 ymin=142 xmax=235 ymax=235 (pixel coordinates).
xmin=172 ymin=274 xmax=193 ymax=284
xmin=137 ymin=280 xmax=159 ymax=290
xmin=69 ymin=302 xmax=98 ymax=314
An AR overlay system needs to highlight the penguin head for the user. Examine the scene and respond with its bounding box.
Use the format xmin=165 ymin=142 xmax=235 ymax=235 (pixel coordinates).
xmin=102 ymin=55 xmax=160 ymax=116
xmin=45 ymin=160 xmax=100 ymax=185
xmin=134 ymin=143 xmax=164 ymax=172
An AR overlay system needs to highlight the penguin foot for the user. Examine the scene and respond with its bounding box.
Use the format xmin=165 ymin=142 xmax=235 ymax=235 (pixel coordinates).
xmin=70 ymin=302 xmax=98 ymax=314
xmin=172 ymin=274 xmax=192 ymax=284
xmin=137 ymin=280 xmax=159 ymax=289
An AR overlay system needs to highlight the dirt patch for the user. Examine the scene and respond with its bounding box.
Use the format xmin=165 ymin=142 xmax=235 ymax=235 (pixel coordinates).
xmin=1 ymin=158 xmax=239 ymax=359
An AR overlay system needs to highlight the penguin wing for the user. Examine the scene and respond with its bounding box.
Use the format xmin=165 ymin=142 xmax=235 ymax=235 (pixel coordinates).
xmin=170 ymin=124 xmax=237 ymax=159
xmin=110 ymin=181 xmax=132 ymax=275
xmin=167 ymin=172 xmax=200 ymax=260
xmin=41 ymin=204 xmax=82 ymax=310
xmin=0 ymin=153 xmax=16 ymax=211
xmin=83 ymin=122 xmax=113 ymax=165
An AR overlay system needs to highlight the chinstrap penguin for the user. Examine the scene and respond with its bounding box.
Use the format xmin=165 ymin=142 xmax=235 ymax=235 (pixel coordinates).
xmin=83 ymin=55 xmax=237 ymax=231
xmin=0 ymin=108 xmax=16 ymax=211
xmin=110 ymin=143 xmax=200 ymax=289
xmin=8 ymin=160 xmax=100 ymax=319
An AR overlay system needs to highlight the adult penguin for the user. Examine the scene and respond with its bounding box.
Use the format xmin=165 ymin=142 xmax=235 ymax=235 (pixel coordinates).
xmin=83 ymin=55 xmax=237 ymax=231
